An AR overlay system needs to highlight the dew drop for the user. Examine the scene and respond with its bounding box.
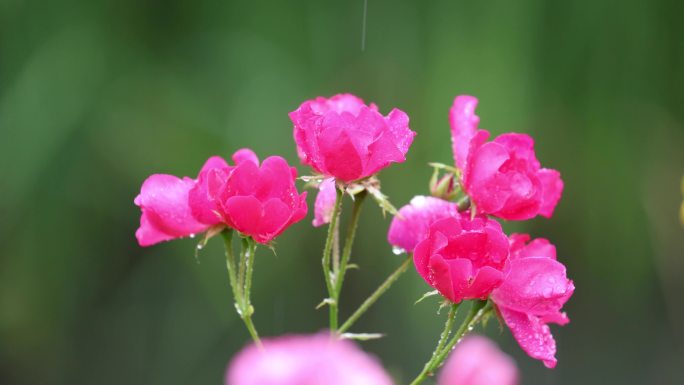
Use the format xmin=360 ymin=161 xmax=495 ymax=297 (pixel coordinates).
xmin=392 ymin=246 xmax=406 ymax=255
xmin=189 ymin=233 xmax=196 ymax=239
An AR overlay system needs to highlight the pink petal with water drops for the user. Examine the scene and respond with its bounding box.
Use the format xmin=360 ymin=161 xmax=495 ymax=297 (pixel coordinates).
xmin=387 ymin=196 xmax=459 ymax=253
xmin=497 ymin=306 xmax=559 ymax=369
xmin=134 ymin=174 xmax=208 ymax=246
xmin=313 ymin=178 xmax=337 ymax=227
xmin=450 ymin=95 xmax=481 ymax=172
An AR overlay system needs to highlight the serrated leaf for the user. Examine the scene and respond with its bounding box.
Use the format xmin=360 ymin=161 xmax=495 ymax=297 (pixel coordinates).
xmin=366 ymin=185 xmax=398 ymax=217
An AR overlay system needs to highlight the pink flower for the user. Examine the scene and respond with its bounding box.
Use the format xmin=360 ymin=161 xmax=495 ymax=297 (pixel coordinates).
xmin=449 ymin=95 xmax=564 ymax=220
xmin=190 ymin=149 xmax=308 ymax=244
xmin=134 ymin=157 xmax=229 ymax=246
xmin=438 ymin=335 xmax=519 ymax=385
xmin=226 ymin=333 xmax=394 ymax=385
xmin=136 ymin=149 xmax=307 ymax=246
xmin=413 ymin=215 xmax=509 ymax=303
xmin=387 ymin=196 xmax=460 ymax=253
xmin=312 ymin=178 xmax=337 ymax=227
xmin=289 ymin=94 xmax=416 ymax=183
xmin=491 ymin=234 xmax=574 ymax=368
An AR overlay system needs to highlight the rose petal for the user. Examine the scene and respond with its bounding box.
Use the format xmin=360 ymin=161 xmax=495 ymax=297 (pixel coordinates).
xmin=497 ymin=306 xmax=558 ymax=368
xmin=492 ymin=257 xmax=574 ymax=317
xmin=232 ymin=148 xmax=260 ymax=166
xmin=387 ymin=196 xmax=459 ymax=253
xmin=538 ymin=168 xmax=564 ymax=218
xmin=450 ymin=95 xmax=481 ymax=172
xmin=134 ymin=174 xmax=208 ymax=246
xmin=313 ymin=178 xmax=337 ymax=227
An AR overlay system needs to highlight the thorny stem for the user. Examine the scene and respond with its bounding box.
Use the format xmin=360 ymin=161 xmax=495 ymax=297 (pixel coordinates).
xmin=242 ymin=238 xmax=257 ymax=305
xmin=331 ymin=191 xmax=367 ymax=331
xmin=431 ymin=301 xmax=491 ymax=370
xmin=338 ymin=255 xmax=412 ymax=333
xmin=410 ymin=303 xmax=460 ymax=385
xmin=409 ymin=300 xmax=490 ymax=385
xmin=322 ymin=187 xmax=344 ymax=331
xmin=221 ymin=230 xmax=239 ymax=307
xmin=434 ymin=303 xmax=461 ymax=359
xmin=221 ymin=230 xmax=262 ymax=348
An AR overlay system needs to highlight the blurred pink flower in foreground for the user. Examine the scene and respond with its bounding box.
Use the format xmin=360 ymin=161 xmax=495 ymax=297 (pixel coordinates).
xmin=226 ymin=333 xmax=394 ymax=385
xmin=438 ymin=335 xmax=518 ymax=385
xmin=450 ymin=95 xmax=563 ymax=220
xmin=413 ymin=214 xmax=509 ymax=303
xmin=387 ymin=196 xmax=460 ymax=253
xmin=491 ymin=234 xmax=574 ymax=368
xmin=312 ymin=178 xmax=337 ymax=227
xmin=135 ymin=148 xmax=307 ymax=246
xmin=289 ymin=93 xmax=416 ymax=183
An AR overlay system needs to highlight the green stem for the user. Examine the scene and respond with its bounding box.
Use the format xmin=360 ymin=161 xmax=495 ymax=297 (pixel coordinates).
xmin=431 ymin=301 xmax=491 ymax=371
xmin=322 ymin=187 xmax=344 ymax=331
xmin=331 ymin=191 xmax=367 ymax=331
xmin=338 ymin=255 xmax=412 ymax=333
xmin=237 ymin=239 xmax=247 ymax=300
xmin=242 ymin=238 xmax=257 ymax=305
xmin=409 ymin=300 xmax=489 ymax=385
xmin=409 ymin=303 xmax=460 ymax=385
xmin=241 ymin=311 xmax=262 ymax=348
xmin=434 ymin=303 xmax=461 ymax=358
xmin=221 ymin=230 xmax=262 ymax=348
xmin=221 ymin=230 xmax=239 ymax=310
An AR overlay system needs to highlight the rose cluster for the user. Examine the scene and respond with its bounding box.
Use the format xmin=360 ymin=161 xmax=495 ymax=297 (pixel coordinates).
xmin=388 ymin=95 xmax=573 ymax=368
xmin=134 ymin=93 xmax=574 ymax=383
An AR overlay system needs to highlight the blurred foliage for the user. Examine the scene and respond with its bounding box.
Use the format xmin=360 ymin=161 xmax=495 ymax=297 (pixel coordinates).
xmin=1 ymin=0 xmax=683 ymax=384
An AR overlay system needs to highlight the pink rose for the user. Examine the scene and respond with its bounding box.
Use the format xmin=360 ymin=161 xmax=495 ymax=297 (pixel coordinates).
xmin=413 ymin=215 xmax=509 ymax=303
xmin=312 ymin=178 xmax=337 ymax=227
xmin=134 ymin=156 xmax=229 ymax=246
xmin=226 ymin=333 xmax=394 ymax=385
xmin=387 ymin=196 xmax=460 ymax=254
xmin=438 ymin=335 xmax=519 ymax=385
xmin=450 ymin=95 xmax=564 ymax=220
xmin=491 ymin=234 xmax=574 ymax=368
xmin=190 ymin=149 xmax=308 ymax=244
xmin=289 ymin=93 xmax=416 ymax=183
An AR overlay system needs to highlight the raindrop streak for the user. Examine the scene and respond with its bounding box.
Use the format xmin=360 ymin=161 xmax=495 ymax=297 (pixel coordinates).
xmin=361 ymin=0 xmax=368 ymax=51
xmin=392 ymin=246 xmax=406 ymax=255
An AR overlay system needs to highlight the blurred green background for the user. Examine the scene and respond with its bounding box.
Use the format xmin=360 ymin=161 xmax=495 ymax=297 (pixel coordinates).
xmin=1 ymin=0 xmax=683 ymax=384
